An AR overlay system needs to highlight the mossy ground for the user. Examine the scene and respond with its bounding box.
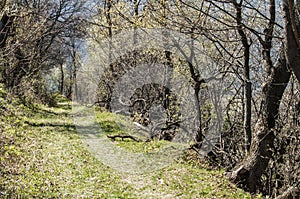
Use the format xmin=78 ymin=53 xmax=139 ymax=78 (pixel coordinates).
xmin=0 ymin=95 xmax=263 ymax=198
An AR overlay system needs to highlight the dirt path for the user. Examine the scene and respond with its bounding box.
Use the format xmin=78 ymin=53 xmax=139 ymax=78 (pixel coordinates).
xmin=72 ymin=105 xmax=178 ymax=198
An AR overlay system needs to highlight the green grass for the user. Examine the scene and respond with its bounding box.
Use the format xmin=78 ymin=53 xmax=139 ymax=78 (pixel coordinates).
xmin=1 ymin=102 xmax=136 ymax=198
xmin=96 ymin=111 xmax=172 ymax=154
xmin=0 ymin=94 xmax=262 ymax=198
xmin=95 ymin=110 xmax=261 ymax=198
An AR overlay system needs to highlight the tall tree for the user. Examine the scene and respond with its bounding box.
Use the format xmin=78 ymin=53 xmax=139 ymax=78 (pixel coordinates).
xmin=227 ymin=48 xmax=291 ymax=192
xmin=1 ymin=0 xmax=86 ymax=94
xmin=232 ymin=0 xmax=252 ymax=152
xmin=172 ymin=0 xmax=294 ymax=194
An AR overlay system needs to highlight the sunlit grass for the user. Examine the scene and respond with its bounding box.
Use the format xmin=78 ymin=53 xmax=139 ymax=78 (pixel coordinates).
xmin=0 ymin=101 xmax=136 ymax=198
xmin=95 ymin=111 xmax=172 ymax=153
xmin=94 ymin=110 xmax=261 ymax=198
xmin=0 ymin=95 xmax=261 ymax=198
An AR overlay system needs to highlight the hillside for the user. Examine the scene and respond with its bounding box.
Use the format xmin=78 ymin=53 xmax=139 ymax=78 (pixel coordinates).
xmin=0 ymin=93 xmax=259 ymax=198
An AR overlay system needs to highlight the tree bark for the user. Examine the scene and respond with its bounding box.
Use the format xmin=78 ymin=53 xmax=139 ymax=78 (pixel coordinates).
xmin=0 ymin=11 xmax=13 ymax=48
xmin=226 ymin=49 xmax=291 ymax=193
xmin=284 ymin=0 xmax=300 ymax=83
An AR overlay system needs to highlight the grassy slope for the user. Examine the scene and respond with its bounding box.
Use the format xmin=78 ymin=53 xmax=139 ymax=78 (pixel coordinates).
xmin=0 ymin=95 xmax=262 ymax=198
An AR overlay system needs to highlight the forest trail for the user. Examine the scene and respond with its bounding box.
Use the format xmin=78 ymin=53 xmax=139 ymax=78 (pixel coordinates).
xmin=1 ymin=100 xmax=256 ymax=198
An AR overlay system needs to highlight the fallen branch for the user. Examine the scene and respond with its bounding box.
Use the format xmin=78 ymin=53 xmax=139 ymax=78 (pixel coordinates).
xmin=107 ymin=134 xmax=142 ymax=142
xmin=86 ymin=100 xmax=109 ymax=108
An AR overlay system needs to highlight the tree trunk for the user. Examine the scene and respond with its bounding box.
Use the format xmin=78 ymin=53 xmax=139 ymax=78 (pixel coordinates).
xmin=284 ymin=0 xmax=300 ymax=83
xmin=72 ymin=43 xmax=78 ymax=98
xmin=59 ymin=63 xmax=64 ymax=95
xmin=133 ymin=0 xmax=138 ymax=45
xmin=226 ymin=50 xmax=291 ymax=193
xmin=0 ymin=11 xmax=13 ymax=48
xmin=234 ymin=1 xmax=252 ymax=152
xmin=106 ymin=0 xmax=113 ymax=74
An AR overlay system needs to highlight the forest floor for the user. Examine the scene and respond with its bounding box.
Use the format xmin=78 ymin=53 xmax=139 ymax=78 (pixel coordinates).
xmin=0 ymin=95 xmax=261 ymax=198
